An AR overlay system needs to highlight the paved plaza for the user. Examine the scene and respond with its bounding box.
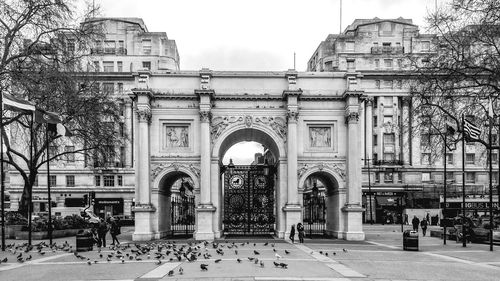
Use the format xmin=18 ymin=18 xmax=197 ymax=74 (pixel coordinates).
xmin=1 ymin=225 xmax=499 ymax=281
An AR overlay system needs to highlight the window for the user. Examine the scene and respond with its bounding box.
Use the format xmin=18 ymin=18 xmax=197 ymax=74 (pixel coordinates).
xmin=374 ymin=59 xmax=380 ymax=69
xmin=465 ymin=153 xmax=475 ymax=164
xmin=67 ymin=39 xmax=75 ymax=53
xmin=384 ymin=172 xmax=393 ymax=182
xmin=375 ymin=172 xmax=380 ymax=183
xmin=142 ymin=61 xmax=151 ymax=70
xmin=104 ymin=40 xmax=116 ymax=53
xmin=384 ymin=59 xmax=393 ymax=68
xmin=445 ymin=153 xmax=453 ymax=164
xmin=395 ymin=42 xmax=401 ymax=47
xmin=347 ymin=59 xmax=355 ymax=70
xmin=93 ymin=61 xmax=100 ymax=72
xmin=397 ymin=172 xmax=403 ymax=183
xmin=119 ymin=123 xmax=124 ymax=137
xmin=102 ymin=83 xmax=114 ymax=94
xmin=373 ymin=153 xmax=378 ymax=162
xmin=384 ymin=133 xmax=395 ymax=145
xmin=49 ymin=175 xmax=57 ymax=187
xmin=421 ymin=133 xmax=431 ymax=147
xmin=118 ymin=175 xmax=123 ymax=186
xmin=117 ymin=83 xmax=123 ymax=93
xmin=383 ymin=153 xmax=395 ymax=161
xmin=373 ymin=42 xmax=379 ymax=47
xmin=465 ymin=172 xmax=475 ymax=183
xmin=142 ymin=39 xmax=152 ymax=54
xmin=383 ymin=80 xmax=393 ymax=89
xmin=95 ymin=175 xmax=101 ymax=186
xmin=345 ymin=41 xmax=355 ymax=51
xmin=33 ymin=175 xmax=38 ymax=186
xmin=375 ymin=80 xmax=380 ymax=89
xmin=446 ymin=172 xmax=454 ymax=182
xmin=491 ymin=152 xmax=498 ymax=164
xmin=493 ymin=172 xmax=498 ymax=183
xmin=118 ymin=40 xmax=124 ymax=49
xmin=103 ymin=175 xmax=115 ymax=187
xmin=422 ymin=172 xmax=431 ymax=182
xmin=66 ymin=175 xmax=75 ymax=187
xmin=397 ymin=59 xmax=403 ymax=69
xmin=373 ymin=134 xmax=378 ymax=146
xmin=117 ymin=61 xmax=123 ymax=72
xmin=120 ymin=146 xmax=125 ymax=167
xmin=382 ymin=42 xmax=391 ymax=47
xmin=119 ymin=103 xmax=125 ymax=116
xmin=383 ymin=116 xmax=393 ymax=124
xmin=373 ymin=116 xmax=378 ymax=127
xmin=65 ymin=146 xmax=75 ymax=162
xmin=103 ymin=61 xmax=114 ymax=72
xmin=421 ymin=153 xmax=431 ymax=165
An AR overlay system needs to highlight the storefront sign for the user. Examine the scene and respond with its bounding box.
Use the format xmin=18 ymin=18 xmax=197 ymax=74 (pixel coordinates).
xmin=95 ymin=198 xmax=123 ymax=205
xmin=441 ymin=201 xmax=499 ymax=210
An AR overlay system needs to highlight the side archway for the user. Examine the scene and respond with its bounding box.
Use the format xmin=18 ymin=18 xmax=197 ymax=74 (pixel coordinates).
xmin=153 ymin=165 xmax=200 ymax=238
xmin=298 ymin=165 xmax=346 ymax=238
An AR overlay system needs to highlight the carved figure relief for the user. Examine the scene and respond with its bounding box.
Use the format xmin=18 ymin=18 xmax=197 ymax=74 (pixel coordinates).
xmin=211 ymin=116 xmax=243 ymax=141
xmin=151 ymin=162 xmax=200 ymax=180
xmin=309 ymin=126 xmax=332 ymax=147
xmin=297 ymin=162 xmax=346 ymax=181
xmin=165 ymin=126 xmax=189 ymax=148
xmin=254 ymin=116 xmax=286 ymax=139
xmin=245 ymin=115 xmax=253 ymax=127
xmin=210 ymin=115 xmax=287 ymax=143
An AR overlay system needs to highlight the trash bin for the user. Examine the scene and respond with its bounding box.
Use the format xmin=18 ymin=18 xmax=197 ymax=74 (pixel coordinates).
xmin=403 ymin=230 xmax=418 ymax=251
xmin=76 ymin=229 xmax=93 ymax=252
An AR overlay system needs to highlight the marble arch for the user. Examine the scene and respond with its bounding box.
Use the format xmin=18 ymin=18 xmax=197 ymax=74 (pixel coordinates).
xmin=130 ymin=69 xmax=365 ymax=241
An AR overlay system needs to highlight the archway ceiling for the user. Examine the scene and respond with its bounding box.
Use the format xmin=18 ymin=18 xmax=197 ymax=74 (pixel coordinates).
xmin=218 ymin=128 xmax=280 ymax=161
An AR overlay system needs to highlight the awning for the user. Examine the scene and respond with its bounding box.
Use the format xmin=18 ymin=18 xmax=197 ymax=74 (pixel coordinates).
xmin=376 ymin=197 xmax=397 ymax=206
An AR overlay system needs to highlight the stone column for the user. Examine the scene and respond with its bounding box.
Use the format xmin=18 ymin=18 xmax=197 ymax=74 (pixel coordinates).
xmin=282 ymin=71 xmax=303 ymax=238
xmin=365 ymin=97 xmax=374 ymax=161
xmin=342 ymin=87 xmax=365 ymax=241
xmin=402 ymin=97 xmax=411 ymax=166
xmin=131 ymin=89 xmax=156 ymax=241
xmin=124 ymin=98 xmax=133 ymax=168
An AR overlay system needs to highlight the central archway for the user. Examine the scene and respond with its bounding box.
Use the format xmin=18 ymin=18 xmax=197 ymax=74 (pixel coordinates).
xmin=211 ymin=124 xmax=286 ymax=237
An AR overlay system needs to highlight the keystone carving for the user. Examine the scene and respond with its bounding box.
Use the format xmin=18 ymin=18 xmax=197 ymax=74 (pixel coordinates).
xmin=210 ymin=115 xmax=287 ymax=143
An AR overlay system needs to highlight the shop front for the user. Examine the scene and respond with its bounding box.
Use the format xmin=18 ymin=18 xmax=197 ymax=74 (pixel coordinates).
xmin=94 ymin=198 xmax=124 ymax=219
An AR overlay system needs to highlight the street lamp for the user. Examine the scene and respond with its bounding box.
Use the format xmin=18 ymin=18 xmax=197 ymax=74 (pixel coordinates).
xmin=309 ymin=179 xmax=319 ymax=239
xmin=263 ymin=159 xmax=270 ymax=176
xmin=362 ymin=158 xmax=374 ymax=225
xmin=227 ymin=158 xmax=235 ymax=175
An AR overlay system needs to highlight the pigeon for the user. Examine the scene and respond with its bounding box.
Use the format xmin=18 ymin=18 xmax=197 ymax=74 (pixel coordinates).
xmin=319 ymin=251 xmax=323 ymax=255
xmin=254 ymin=258 xmax=259 ymax=264
xmin=1 ymin=257 xmax=7 ymax=263
xmin=325 ymin=253 xmax=329 ymax=256
xmin=333 ymin=252 xmax=336 ymax=256
xmin=248 ymin=257 xmax=254 ymax=261
xmin=156 ymin=259 xmax=162 ymax=265
xmin=179 ymin=267 xmax=184 ymax=275
xmin=280 ymin=262 xmax=288 ymax=269
xmin=87 ymin=260 xmax=92 ymax=265
xmin=343 ymin=248 xmax=348 ymax=253
xmin=260 ymin=260 xmax=265 ymax=267
xmin=200 ymin=263 xmax=208 ymax=271
xmin=264 ymin=242 xmax=268 ymax=246
xmin=167 ymin=270 xmax=174 ymax=276
xmin=273 ymin=261 xmax=280 ymax=267
xmin=275 ymin=253 xmax=282 ymax=259
xmin=26 ymin=255 xmax=32 ymax=261
xmin=237 ymin=258 xmax=242 ymax=263
xmin=215 ymin=259 xmax=221 ymax=263
xmin=285 ymin=250 xmax=290 ymax=254
xmin=254 ymin=250 xmax=260 ymax=255
xmin=235 ymin=250 xmax=238 ymax=255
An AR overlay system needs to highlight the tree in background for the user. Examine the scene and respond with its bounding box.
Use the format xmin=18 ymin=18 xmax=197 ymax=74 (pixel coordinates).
xmin=408 ymin=0 xmax=500 ymax=160
xmin=0 ymin=0 xmax=123 ymax=215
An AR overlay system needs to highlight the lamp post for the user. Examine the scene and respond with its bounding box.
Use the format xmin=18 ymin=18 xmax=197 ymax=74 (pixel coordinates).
xmin=309 ymin=180 xmax=319 ymax=239
xmin=227 ymin=158 xmax=235 ymax=175
xmin=362 ymin=158 xmax=374 ymax=224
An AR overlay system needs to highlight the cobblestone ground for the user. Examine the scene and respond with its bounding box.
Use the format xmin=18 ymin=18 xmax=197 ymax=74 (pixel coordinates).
xmin=1 ymin=225 xmax=500 ymax=281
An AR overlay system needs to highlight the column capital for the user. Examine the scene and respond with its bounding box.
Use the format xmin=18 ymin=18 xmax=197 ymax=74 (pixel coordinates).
xmin=136 ymin=106 xmax=152 ymax=124
xmin=286 ymin=110 xmax=299 ymax=123
xmin=345 ymin=111 xmax=359 ymax=124
xmin=363 ymin=96 xmax=374 ymax=106
xmin=200 ymin=110 xmax=212 ymax=123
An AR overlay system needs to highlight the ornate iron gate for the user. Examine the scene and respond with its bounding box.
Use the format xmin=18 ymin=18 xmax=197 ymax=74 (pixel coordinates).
xmin=223 ymin=166 xmax=275 ymax=235
xmin=303 ymin=194 xmax=326 ymax=237
xmin=171 ymin=195 xmax=195 ymax=236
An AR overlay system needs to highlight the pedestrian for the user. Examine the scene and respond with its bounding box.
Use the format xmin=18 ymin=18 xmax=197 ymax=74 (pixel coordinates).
xmin=404 ymin=214 xmax=409 ymax=225
xmin=297 ymin=222 xmax=305 ymax=243
xmin=289 ymin=224 xmax=295 ymax=243
xmin=91 ymin=223 xmax=100 ymax=247
xmin=411 ymin=215 xmax=420 ymax=232
xmin=426 ymin=213 xmax=430 ymax=224
xmin=421 ymin=218 xmax=428 ymax=236
xmin=97 ymin=218 xmax=108 ymax=248
xmin=110 ymin=217 xmax=121 ymax=246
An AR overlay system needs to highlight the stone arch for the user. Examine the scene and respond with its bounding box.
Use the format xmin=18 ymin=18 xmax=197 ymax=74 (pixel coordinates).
xmin=153 ymin=165 xmax=199 ymax=238
xmin=298 ymin=165 xmax=344 ymax=195
xmin=211 ymin=122 xmax=286 ymax=159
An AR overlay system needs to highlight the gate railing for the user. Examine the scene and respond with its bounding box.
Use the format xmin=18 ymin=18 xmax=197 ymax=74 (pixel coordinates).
xmin=303 ymin=195 xmax=326 ymax=237
xmin=170 ymin=195 xmax=195 ymax=236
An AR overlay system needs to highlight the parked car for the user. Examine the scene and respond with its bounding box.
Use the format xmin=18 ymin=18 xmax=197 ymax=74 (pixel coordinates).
xmin=450 ymin=216 xmax=490 ymax=242
xmin=481 ymin=222 xmax=500 ymax=242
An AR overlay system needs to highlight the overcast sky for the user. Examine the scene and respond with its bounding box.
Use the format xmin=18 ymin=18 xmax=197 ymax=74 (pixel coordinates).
xmin=95 ymin=0 xmax=440 ymax=164
xmin=97 ymin=0 xmax=440 ymax=71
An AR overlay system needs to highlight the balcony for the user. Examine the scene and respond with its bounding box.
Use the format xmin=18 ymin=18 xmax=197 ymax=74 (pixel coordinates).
xmin=373 ymin=159 xmax=404 ymax=166
xmin=371 ymin=46 xmax=404 ymax=55
xmin=90 ymin=47 xmax=127 ymax=55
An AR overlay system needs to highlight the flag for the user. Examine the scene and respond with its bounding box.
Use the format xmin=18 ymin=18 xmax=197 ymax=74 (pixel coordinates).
xmin=463 ymin=118 xmax=481 ymax=140
xmin=35 ymin=109 xmax=72 ymax=137
xmin=446 ymin=121 xmax=457 ymax=135
xmin=488 ymin=97 xmax=494 ymax=118
xmin=2 ymin=92 xmax=36 ymax=112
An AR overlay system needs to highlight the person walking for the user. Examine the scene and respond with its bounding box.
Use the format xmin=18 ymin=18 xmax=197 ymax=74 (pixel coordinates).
xmin=97 ymin=218 xmax=108 ymax=248
xmin=404 ymin=214 xmax=409 ymax=225
xmin=421 ymin=218 xmax=428 ymax=236
xmin=289 ymin=224 xmax=296 ymax=243
xmin=297 ymin=222 xmax=305 ymax=243
xmin=110 ymin=217 xmax=121 ymax=246
xmin=411 ymin=215 xmax=420 ymax=232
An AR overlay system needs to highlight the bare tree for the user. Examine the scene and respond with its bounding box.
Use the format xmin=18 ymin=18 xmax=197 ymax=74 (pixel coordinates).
xmin=0 ymin=0 xmax=123 ymax=215
xmin=408 ymin=0 xmax=500 ymax=160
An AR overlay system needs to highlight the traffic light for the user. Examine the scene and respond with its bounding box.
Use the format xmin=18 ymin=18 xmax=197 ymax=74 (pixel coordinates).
xmin=90 ymin=191 xmax=96 ymax=205
xmin=83 ymin=194 xmax=88 ymax=206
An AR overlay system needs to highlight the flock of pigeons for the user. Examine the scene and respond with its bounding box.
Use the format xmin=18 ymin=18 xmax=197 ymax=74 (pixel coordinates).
xmin=0 ymin=240 xmax=349 ymax=277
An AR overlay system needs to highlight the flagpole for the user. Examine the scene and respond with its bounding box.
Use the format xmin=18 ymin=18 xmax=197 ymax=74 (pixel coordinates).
xmin=28 ymin=111 xmax=34 ymax=246
xmin=0 ymin=90 xmax=5 ymax=252
xmin=461 ymin=114 xmax=466 ymax=247
xmin=488 ymin=109 xmax=493 ymax=251
xmin=443 ymin=128 xmax=447 ymax=245
xmin=46 ymin=125 xmax=52 ymax=246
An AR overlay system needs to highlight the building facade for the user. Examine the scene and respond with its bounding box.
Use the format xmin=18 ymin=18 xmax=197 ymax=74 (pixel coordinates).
xmin=307 ymin=18 xmax=498 ymax=223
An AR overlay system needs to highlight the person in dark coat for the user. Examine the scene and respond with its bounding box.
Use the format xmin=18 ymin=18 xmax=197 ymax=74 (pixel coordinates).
xmin=421 ymin=218 xmax=428 ymax=236
xmin=289 ymin=224 xmax=296 ymax=243
xmin=110 ymin=217 xmax=121 ymax=246
xmin=297 ymin=222 xmax=305 ymax=243
xmin=411 ymin=215 xmax=420 ymax=232
xmin=97 ymin=218 xmax=108 ymax=248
